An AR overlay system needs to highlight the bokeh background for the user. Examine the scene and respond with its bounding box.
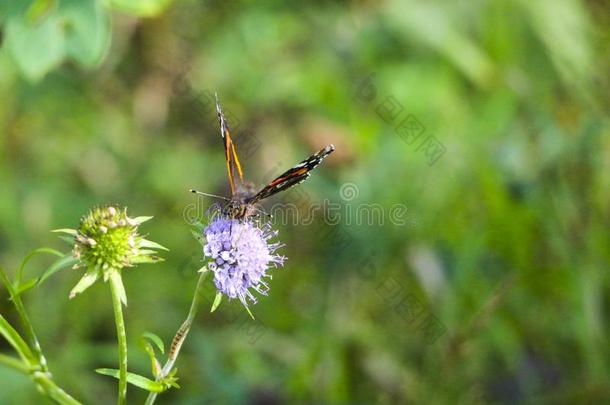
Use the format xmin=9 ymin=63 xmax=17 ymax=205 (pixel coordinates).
xmin=1 ymin=0 xmax=610 ymax=403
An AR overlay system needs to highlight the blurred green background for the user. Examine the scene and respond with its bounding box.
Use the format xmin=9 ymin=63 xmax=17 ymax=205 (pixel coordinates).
xmin=1 ymin=0 xmax=609 ymax=403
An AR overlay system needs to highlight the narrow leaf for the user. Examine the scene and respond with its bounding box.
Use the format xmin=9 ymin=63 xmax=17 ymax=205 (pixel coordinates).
xmin=132 ymin=216 xmax=153 ymax=225
xmin=131 ymin=256 xmax=162 ymax=264
xmin=17 ymin=247 xmax=63 ymax=284
xmin=210 ymin=292 xmax=222 ymax=313
xmin=139 ymin=239 xmax=169 ymax=251
xmin=37 ymin=255 xmax=79 ymax=287
xmin=138 ymin=340 xmax=159 ymax=377
xmin=51 ymin=228 xmax=78 ymax=236
xmin=15 ymin=278 xmax=38 ymax=295
xmin=69 ymin=268 xmax=100 ymax=299
xmin=95 ymin=368 xmax=166 ymax=393
xmin=0 ymin=314 xmax=35 ymax=363
xmin=57 ymin=235 xmax=76 ymax=245
xmin=141 ymin=332 xmax=164 ymax=354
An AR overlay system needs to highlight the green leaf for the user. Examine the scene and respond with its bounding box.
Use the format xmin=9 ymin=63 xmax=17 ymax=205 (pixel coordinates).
xmin=0 ymin=314 xmax=35 ymax=364
xmin=15 ymin=279 xmax=38 ymax=296
xmin=210 ymin=292 xmax=222 ymax=313
xmin=51 ymin=228 xmax=78 ymax=236
xmin=17 ymin=247 xmax=63 ymax=285
xmin=139 ymin=239 xmax=169 ymax=251
xmin=69 ymin=268 xmax=100 ymax=299
xmin=108 ymin=270 xmax=127 ymax=306
xmin=0 ymin=353 xmax=29 ymax=374
xmin=36 ymin=255 xmax=79 ymax=287
xmin=138 ymin=332 xmax=164 ymax=377
xmin=138 ymin=342 xmax=159 ymax=377
xmin=131 ymin=255 xmax=162 ymax=264
xmin=60 ymin=0 xmax=111 ymax=68
xmin=132 ymin=216 xmax=153 ymax=225
xmin=111 ymin=0 xmax=175 ymax=17
xmin=57 ymin=236 xmax=77 ymax=245
xmin=95 ymin=368 xmax=166 ymax=393
xmin=141 ymin=332 xmax=164 ymax=354
xmin=5 ymin=10 xmax=65 ymax=82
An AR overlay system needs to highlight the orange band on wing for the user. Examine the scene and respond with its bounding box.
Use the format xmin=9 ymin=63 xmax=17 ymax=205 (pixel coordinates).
xmin=268 ymin=168 xmax=307 ymax=187
xmin=231 ymin=141 xmax=244 ymax=181
xmin=226 ymin=145 xmax=235 ymax=194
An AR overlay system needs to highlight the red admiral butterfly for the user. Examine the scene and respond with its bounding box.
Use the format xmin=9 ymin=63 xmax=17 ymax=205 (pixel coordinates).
xmin=191 ymin=95 xmax=335 ymax=219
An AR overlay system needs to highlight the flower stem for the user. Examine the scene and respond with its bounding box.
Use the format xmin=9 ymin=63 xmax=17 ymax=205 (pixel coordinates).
xmin=144 ymin=269 xmax=209 ymax=405
xmin=109 ymin=273 xmax=128 ymax=405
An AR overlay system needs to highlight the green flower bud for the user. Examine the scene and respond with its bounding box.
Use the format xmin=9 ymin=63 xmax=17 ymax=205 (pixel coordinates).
xmin=55 ymin=206 xmax=167 ymax=302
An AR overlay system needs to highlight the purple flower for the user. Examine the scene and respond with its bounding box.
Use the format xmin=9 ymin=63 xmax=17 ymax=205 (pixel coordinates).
xmin=203 ymin=217 xmax=285 ymax=306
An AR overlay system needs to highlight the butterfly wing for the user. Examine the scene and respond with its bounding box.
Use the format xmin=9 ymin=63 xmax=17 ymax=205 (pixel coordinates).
xmin=246 ymin=144 xmax=335 ymax=204
xmin=215 ymin=95 xmax=244 ymax=196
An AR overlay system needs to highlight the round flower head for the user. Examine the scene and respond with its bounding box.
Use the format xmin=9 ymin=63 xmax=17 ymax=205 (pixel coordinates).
xmin=203 ymin=215 xmax=285 ymax=307
xmin=56 ymin=206 xmax=166 ymax=301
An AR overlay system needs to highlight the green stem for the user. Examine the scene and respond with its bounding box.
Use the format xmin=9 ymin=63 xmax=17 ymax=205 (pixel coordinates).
xmin=109 ymin=273 xmax=128 ymax=405
xmin=31 ymin=371 xmax=82 ymax=405
xmin=0 ymin=267 xmax=48 ymax=370
xmin=144 ymin=270 xmax=209 ymax=405
xmin=0 ymin=267 xmax=82 ymax=404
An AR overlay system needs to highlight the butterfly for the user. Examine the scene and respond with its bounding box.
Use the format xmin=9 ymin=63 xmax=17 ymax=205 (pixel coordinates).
xmin=191 ymin=94 xmax=335 ymax=219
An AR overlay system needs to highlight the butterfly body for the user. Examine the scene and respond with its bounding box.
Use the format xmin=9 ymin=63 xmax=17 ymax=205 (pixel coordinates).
xmin=194 ymin=95 xmax=335 ymax=220
xmin=223 ymin=188 xmax=258 ymax=219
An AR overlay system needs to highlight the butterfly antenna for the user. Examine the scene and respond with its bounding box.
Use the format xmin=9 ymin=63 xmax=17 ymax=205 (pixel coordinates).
xmin=189 ymin=189 xmax=230 ymax=201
